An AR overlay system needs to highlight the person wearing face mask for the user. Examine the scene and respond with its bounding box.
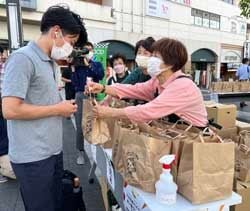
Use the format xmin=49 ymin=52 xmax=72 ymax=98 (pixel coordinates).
xmin=121 ymin=37 xmax=155 ymax=85
xmin=71 ymin=41 xmax=104 ymax=165
xmin=107 ymin=53 xmax=130 ymax=85
xmin=86 ymin=38 xmax=208 ymax=128
xmin=1 ymin=5 xmax=87 ymax=211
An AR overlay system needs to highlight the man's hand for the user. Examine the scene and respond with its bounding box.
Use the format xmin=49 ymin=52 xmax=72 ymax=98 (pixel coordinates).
xmin=55 ymin=100 xmax=78 ymax=117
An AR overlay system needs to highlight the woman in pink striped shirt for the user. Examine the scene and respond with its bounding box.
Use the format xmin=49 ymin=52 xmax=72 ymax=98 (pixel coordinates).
xmin=87 ymin=38 xmax=208 ymax=127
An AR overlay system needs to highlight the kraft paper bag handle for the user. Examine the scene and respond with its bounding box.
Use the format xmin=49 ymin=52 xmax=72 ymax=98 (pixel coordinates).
xmin=86 ymin=89 xmax=98 ymax=107
xmin=171 ymin=119 xmax=193 ymax=132
xmin=239 ymin=144 xmax=250 ymax=155
xmin=239 ymin=130 xmax=250 ymax=137
xmin=199 ymin=127 xmax=224 ymax=143
xmin=239 ymin=130 xmax=250 ymax=145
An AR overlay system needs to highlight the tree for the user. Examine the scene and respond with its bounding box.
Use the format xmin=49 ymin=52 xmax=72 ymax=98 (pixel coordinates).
xmin=240 ymin=0 xmax=250 ymax=18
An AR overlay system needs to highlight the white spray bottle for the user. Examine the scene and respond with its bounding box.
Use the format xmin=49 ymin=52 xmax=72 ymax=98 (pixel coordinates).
xmin=155 ymin=154 xmax=177 ymax=205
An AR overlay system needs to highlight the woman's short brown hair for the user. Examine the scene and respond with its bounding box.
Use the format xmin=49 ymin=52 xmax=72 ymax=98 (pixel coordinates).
xmin=152 ymin=38 xmax=188 ymax=72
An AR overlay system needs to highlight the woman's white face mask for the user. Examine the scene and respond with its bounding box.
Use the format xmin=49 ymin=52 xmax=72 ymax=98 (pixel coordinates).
xmin=135 ymin=55 xmax=150 ymax=69
xmin=147 ymin=56 xmax=166 ymax=78
xmin=51 ymin=32 xmax=73 ymax=60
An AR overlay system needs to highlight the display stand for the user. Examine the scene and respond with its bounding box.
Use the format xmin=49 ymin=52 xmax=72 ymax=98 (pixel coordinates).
xmin=88 ymin=145 xmax=242 ymax=211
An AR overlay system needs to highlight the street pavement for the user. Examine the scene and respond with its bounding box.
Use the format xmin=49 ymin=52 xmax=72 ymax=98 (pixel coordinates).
xmin=0 ymin=118 xmax=105 ymax=211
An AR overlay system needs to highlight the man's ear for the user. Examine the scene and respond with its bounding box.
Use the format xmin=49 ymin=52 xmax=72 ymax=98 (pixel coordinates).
xmin=51 ymin=26 xmax=60 ymax=39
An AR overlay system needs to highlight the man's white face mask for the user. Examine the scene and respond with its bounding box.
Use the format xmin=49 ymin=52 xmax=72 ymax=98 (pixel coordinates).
xmin=51 ymin=32 xmax=73 ymax=60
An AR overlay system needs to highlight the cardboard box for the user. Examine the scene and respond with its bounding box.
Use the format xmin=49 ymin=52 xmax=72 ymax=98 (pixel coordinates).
xmin=206 ymin=104 xmax=237 ymax=129
xmin=217 ymin=127 xmax=238 ymax=139
xmin=236 ymin=121 xmax=250 ymax=133
xmin=231 ymin=181 xmax=250 ymax=211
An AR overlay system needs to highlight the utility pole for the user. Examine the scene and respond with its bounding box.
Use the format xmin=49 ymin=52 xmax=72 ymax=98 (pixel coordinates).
xmin=6 ymin=0 xmax=23 ymax=53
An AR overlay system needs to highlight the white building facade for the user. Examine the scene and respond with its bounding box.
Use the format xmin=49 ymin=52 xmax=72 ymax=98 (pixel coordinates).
xmin=0 ymin=0 xmax=247 ymax=81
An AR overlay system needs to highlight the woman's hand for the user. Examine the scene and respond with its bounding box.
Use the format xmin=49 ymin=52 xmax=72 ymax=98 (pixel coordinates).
xmin=85 ymin=82 xmax=104 ymax=95
xmin=92 ymin=103 xmax=127 ymax=120
xmin=92 ymin=104 xmax=114 ymax=118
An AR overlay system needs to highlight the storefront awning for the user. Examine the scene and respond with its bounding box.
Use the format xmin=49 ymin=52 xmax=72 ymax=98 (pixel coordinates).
xmin=191 ymin=49 xmax=217 ymax=63
xmin=98 ymin=40 xmax=135 ymax=60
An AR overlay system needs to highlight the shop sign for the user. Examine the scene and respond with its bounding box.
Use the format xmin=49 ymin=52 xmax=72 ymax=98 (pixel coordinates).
xmin=221 ymin=49 xmax=241 ymax=63
xmin=199 ymin=58 xmax=207 ymax=62
xmin=0 ymin=0 xmax=37 ymax=10
xmin=124 ymin=185 xmax=150 ymax=211
xmin=170 ymin=0 xmax=191 ymax=6
xmin=146 ymin=0 xmax=170 ymax=19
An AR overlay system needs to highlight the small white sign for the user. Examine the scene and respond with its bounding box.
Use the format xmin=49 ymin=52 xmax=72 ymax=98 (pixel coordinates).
xmin=105 ymin=152 xmax=115 ymax=190
xmin=146 ymin=0 xmax=170 ymax=19
xmin=124 ymin=185 xmax=151 ymax=211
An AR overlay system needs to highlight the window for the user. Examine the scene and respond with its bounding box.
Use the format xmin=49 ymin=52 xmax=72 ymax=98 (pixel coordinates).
xmin=210 ymin=14 xmax=220 ymax=29
xmin=203 ymin=12 xmax=210 ymax=28
xmin=222 ymin=0 xmax=234 ymax=4
xmin=192 ymin=9 xmax=202 ymax=26
xmin=192 ymin=9 xmax=220 ymax=30
xmin=231 ymin=21 xmax=237 ymax=33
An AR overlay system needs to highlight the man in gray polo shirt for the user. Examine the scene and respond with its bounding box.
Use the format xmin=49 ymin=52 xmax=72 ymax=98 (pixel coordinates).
xmin=1 ymin=5 xmax=87 ymax=211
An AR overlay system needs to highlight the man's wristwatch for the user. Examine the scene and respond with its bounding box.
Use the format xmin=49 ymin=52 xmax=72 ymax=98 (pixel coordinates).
xmin=101 ymin=85 xmax=106 ymax=93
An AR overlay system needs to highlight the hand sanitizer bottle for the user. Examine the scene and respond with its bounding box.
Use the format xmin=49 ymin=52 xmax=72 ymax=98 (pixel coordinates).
xmin=155 ymin=154 xmax=177 ymax=205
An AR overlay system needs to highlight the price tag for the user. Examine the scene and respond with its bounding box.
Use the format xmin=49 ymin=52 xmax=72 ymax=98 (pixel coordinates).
xmin=105 ymin=152 xmax=115 ymax=190
xmin=123 ymin=185 xmax=150 ymax=211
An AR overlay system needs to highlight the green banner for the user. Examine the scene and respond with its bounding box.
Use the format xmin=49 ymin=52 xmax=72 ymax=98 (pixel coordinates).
xmin=94 ymin=43 xmax=109 ymax=101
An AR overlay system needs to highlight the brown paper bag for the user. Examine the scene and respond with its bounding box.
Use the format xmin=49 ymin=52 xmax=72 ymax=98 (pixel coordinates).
xmin=239 ymin=130 xmax=250 ymax=148
xmin=177 ymin=133 xmax=234 ymax=204
xmin=112 ymin=121 xmax=172 ymax=193
xmin=211 ymin=82 xmax=222 ymax=93
xmin=82 ymin=99 xmax=110 ymax=145
xmin=236 ymin=144 xmax=250 ymax=182
xmin=170 ymin=123 xmax=201 ymax=183
xmin=233 ymin=81 xmax=241 ymax=93
xmin=112 ymin=120 xmax=138 ymax=173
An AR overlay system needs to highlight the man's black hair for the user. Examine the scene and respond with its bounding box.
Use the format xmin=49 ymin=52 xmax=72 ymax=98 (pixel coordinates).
xmin=0 ymin=46 xmax=3 ymax=54
xmin=135 ymin=37 xmax=155 ymax=55
xmin=242 ymin=58 xmax=249 ymax=64
xmin=40 ymin=5 xmax=88 ymax=47
xmin=111 ymin=53 xmax=126 ymax=68
xmin=84 ymin=41 xmax=94 ymax=49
